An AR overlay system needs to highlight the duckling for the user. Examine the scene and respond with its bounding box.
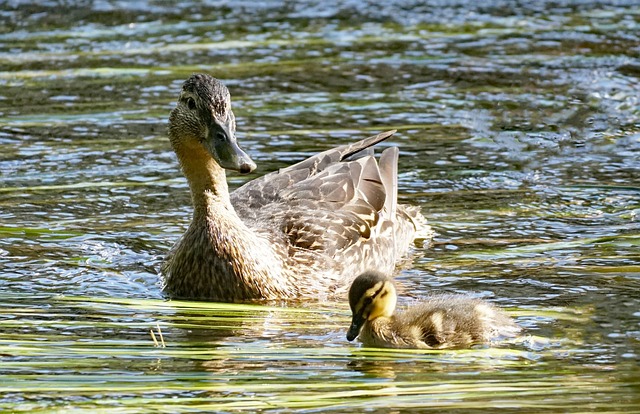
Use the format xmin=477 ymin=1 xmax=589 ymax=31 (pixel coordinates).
xmin=347 ymin=271 xmax=521 ymax=349
xmin=161 ymin=74 xmax=433 ymax=301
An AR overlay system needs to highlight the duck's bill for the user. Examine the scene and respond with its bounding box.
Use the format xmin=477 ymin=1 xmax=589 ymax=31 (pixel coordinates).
xmin=206 ymin=123 xmax=257 ymax=174
xmin=214 ymin=138 xmax=256 ymax=174
xmin=346 ymin=314 xmax=365 ymax=341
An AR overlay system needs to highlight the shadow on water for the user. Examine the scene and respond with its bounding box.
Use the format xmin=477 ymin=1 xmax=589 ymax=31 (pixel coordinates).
xmin=1 ymin=0 xmax=639 ymax=412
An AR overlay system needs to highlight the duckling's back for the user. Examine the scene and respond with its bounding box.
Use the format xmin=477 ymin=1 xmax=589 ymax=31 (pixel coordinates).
xmin=394 ymin=294 xmax=520 ymax=349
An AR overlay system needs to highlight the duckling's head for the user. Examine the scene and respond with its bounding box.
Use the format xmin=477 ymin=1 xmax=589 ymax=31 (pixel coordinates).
xmin=169 ymin=73 xmax=256 ymax=174
xmin=347 ymin=271 xmax=397 ymax=341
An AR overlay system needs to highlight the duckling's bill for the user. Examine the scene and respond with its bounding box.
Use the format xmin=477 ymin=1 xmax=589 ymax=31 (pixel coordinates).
xmin=347 ymin=312 xmax=366 ymax=341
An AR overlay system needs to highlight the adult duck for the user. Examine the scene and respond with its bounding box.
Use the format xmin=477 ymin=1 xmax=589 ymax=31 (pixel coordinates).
xmin=161 ymin=73 xmax=432 ymax=301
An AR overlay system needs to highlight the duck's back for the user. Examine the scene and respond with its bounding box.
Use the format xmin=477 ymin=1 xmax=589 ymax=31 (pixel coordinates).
xmin=395 ymin=294 xmax=520 ymax=348
xmin=230 ymin=131 xmax=430 ymax=290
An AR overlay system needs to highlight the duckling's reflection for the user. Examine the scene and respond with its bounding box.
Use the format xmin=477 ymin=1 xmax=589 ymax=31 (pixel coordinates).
xmin=346 ymin=356 xmax=399 ymax=379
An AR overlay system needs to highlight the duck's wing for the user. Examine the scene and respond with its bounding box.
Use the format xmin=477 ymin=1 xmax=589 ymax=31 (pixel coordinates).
xmin=230 ymin=130 xmax=403 ymax=255
xmin=276 ymin=151 xmax=390 ymax=255
xmin=231 ymin=130 xmax=395 ymax=218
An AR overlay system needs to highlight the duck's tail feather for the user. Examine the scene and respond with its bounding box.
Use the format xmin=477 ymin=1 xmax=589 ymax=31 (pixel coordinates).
xmin=278 ymin=130 xmax=396 ymax=177
xmin=378 ymin=146 xmax=398 ymax=219
xmin=339 ymin=130 xmax=396 ymax=161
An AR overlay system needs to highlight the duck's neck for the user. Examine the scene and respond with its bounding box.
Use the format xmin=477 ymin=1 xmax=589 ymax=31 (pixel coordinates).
xmin=170 ymin=145 xmax=292 ymax=300
xmin=177 ymin=146 xmax=232 ymax=217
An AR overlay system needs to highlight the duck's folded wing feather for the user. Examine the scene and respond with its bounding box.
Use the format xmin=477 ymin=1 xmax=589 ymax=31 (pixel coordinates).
xmin=277 ymin=156 xmax=388 ymax=254
xmin=230 ymin=131 xmax=399 ymax=255
xmin=231 ymin=130 xmax=396 ymax=217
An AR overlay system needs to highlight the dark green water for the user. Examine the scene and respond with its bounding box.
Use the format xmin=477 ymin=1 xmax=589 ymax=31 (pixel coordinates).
xmin=1 ymin=1 xmax=639 ymax=412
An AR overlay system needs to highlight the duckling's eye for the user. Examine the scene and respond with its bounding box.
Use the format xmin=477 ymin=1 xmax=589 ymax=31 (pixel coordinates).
xmin=363 ymin=296 xmax=373 ymax=307
xmin=216 ymin=131 xmax=227 ymax=142
xmin=186 ymin=97 xmax=196 ymax=110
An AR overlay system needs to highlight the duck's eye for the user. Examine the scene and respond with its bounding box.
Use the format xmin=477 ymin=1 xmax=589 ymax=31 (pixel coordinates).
xmin=216 ymin=131 xmax=227 ymax=142
xmin=186 ymin=97 xmax=196 ymax=110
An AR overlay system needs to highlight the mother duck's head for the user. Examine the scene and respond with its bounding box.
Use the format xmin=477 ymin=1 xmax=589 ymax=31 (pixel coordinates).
xmin=168 ymin=73 xmax=256 ymax=174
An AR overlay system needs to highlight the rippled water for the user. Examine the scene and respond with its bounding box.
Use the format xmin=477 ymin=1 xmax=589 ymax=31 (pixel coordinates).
xmin=1 ymin=1 xmax=639 ymax=412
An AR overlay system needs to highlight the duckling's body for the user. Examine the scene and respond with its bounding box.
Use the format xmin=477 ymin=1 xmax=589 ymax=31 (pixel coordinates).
xmin=347 ymin=272 xmax=520 ymax=349
xmin=161 ymin=74 xmax=431 ymax=301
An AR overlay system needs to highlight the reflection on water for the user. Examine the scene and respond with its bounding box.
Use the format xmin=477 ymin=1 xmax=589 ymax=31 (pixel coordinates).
xmin=1 ymin=0 xmax=639 ymax=412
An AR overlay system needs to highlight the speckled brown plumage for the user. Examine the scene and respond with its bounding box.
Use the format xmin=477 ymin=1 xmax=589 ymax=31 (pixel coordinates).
xmin=161 ymin=74 xmax=433 ymax=302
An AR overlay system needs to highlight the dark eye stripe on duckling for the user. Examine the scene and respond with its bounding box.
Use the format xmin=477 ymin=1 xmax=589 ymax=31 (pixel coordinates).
xmin=356 ymin=281 xmax=387 ymax=313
